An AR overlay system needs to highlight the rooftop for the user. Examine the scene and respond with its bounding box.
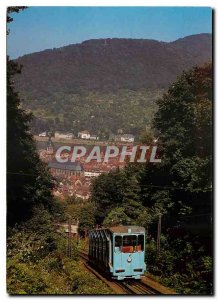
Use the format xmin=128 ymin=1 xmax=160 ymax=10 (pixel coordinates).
xmin=90 ymin=226 xmax=145 ymax=234
xmin=48 ymin=159 xmax=84 ymax=171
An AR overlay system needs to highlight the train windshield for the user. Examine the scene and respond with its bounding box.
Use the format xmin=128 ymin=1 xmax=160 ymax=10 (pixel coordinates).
xmin=114 ymin=235 xmax=144 ymax=253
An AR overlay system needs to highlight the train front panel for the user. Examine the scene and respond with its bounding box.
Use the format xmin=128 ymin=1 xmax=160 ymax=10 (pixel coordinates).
xmin=112 ymin=233 xmax=146 ymax=280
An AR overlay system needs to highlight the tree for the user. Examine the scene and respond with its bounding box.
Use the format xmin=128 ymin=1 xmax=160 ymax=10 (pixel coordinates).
xmin=146 ymin=63 xmax=213 ymax=293
xmin=78 ymin=203 xmax=96 ymax=233
xmin=103 ymin=207 xmax=131 ymax=227
xmin=91 ymin=170 xmax=125 ymax=223
xmin=154 ymin=64 xmax=212 ymax=165
xmin=7 ymin=7 xmax=54 ymax=226
xmin=153 ymin=64 xmax=212 ymax=221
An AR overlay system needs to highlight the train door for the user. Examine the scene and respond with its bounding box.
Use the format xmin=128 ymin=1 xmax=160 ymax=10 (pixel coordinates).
xmin=113 ymin=235 xmax=124 ymax=274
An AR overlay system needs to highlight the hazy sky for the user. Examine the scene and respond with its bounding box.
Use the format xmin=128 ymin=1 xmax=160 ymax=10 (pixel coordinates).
xmin=7 ymin=6 xmax=212 ymax=59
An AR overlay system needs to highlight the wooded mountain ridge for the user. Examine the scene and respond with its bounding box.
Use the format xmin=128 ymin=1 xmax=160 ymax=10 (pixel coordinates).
xmin=15 ymin=33 xmax=212 ymax=97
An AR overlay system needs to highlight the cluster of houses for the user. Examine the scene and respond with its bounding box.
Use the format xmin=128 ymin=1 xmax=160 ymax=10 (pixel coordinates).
xmin=77 ymin=131 xmax=99 ymax=140
xmin=37 ymin=124 xmax=138 ymax=201
xmin=53 ymin=176 xmax=92 ymax=201
xmin=39 ymin=130 xmax=99 ymax=140
xmin=47 ymin=157 xmax=121 ymax=200
xmin=39 ymin=130 xmax=135 ymax=143
xmin=38 ymin=137 xmax=127 ymax=201
xmin=54 ymin=130 xmax=99 ymax=140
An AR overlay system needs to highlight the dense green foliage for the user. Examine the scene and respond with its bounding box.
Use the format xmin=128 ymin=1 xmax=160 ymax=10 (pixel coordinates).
xmin=7 ymin=208 xmax=112 ymax=294
xmin=91 ymin=64 xmax=213 ymax=294
xmin=62 ymin=198 xmax=96 ymax=235
xmin=28 ymin=89 xmax=161 ymax=137
xmin=7 ymin=192 xmax=110 ymax=294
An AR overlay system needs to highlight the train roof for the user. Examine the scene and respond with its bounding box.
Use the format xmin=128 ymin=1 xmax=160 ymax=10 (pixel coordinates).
xmin=109 ymin=226 xmax=145 ymax=234
xmin=89 ymin=226 xmax=145 ymax=234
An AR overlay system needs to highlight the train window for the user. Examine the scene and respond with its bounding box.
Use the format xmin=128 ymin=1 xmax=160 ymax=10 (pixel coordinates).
xmin=137 ymin=235 xmax=144 ymax=251
xmin=123 ymin=235 xmax=137 ymax=253
xmin=115 ymin=236 xmax=122 ymax=252
xmin=123 ymin=235 xmax=137 ymax=246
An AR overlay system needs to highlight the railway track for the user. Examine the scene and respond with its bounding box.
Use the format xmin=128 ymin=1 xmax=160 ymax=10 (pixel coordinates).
xmin=79 ymin=251 xmax=128 ymax=294
xmin=79 ymin=250 xmax=176 ymax=295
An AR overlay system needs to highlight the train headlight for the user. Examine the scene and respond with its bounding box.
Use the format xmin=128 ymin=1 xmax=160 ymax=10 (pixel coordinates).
xmin=127 ymin=256 xmax=132 ymax=263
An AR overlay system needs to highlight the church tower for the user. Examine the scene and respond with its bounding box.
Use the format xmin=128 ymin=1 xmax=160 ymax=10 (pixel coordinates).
xmin=46 ymin=136 xmax=54 ymax=154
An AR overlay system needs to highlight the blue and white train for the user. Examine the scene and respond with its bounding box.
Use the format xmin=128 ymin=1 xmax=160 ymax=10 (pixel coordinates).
xmin=88 ymin=226 xmax=146 ymax=280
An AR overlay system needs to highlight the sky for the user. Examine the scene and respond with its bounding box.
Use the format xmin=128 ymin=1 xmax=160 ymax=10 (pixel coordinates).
xmin=7 ymin=6 xmax=212 ymax=59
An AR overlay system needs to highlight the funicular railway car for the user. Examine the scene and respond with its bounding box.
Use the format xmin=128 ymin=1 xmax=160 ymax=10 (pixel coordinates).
xmin=88 ymin=226 xmax=146 ymax=280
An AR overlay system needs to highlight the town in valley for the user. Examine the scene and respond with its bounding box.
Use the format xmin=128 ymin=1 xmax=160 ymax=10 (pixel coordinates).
xmin=37 ymin=130 xmax=136 ymax=201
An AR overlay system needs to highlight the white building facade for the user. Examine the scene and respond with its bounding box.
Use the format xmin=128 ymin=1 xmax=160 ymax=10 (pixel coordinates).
xmin=78 ymin=131 xmax=91 ymax=139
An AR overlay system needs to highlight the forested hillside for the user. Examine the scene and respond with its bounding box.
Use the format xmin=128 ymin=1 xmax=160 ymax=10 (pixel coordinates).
xmin=14 ymin=34 xmax=212 ymax=135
